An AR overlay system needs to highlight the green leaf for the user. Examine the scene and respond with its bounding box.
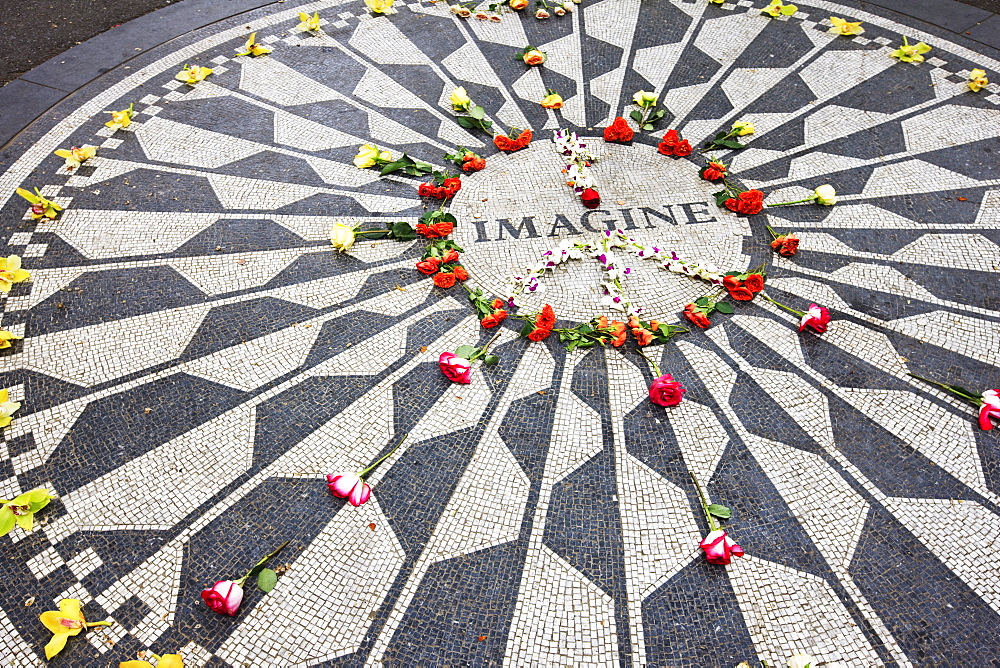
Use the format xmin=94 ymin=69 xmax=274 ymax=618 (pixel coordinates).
xmin=520 ymin=320 xmax=534 ymax=338
xmin=578 ymin=324 xmax=593 ymax=334
xmin=713 ymin=190 xmax=731 ymax=207
xmin=362 ymin=229 xmax=390 ymax=240
xmin=642 ymin=123 xmax=654 ymax=131
xmin=380 ymin=161 xmax=405 ymax=175
xmin=630 ymin=110 xmax=643 ymax=123
xmin=483 ymin=354 xmax=499 ymax=366
xmin=695 ymin=297 xmax=711 ymax=308
xmin=479 ymin=119 xmax=494 ymax=131
xmin=721 ymin=140 xmax=744 ymax=149
xmin=0 ymin=509 xmax=15 ymax=538
xmin=455 ymin=345 xmax=477 ymax=359
xmin=470 ymin=105 xmax=485 ymax=120
xmin=398 ymin=154 xmax=416 ymax=166
xmin=649 ymin=110 xmax=665 ymax=121
xmin=578 ymin=339 xmax=595 ymax=348
xmin=455 ymin=116 xmax=478 ymax=129
xmin=714 ymin=131 xmax=727 ymax=140
xmin=257 ymin=567 xmax=278 ymax=593
xmin=715 ymin=301 xmax=734 ymax=314
xmin=389 ymin=221 xmax=417 ymax=241
xmin=707 ymin=503 xmax=731 ymax=519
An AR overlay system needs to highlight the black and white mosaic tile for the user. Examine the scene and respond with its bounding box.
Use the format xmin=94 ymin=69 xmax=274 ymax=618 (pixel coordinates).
xmin=1 ymin=0 xmax=999 ymax=665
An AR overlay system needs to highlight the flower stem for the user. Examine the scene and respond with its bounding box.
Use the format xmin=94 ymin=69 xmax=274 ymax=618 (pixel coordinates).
xmin=767 ymin=196 xmax=817 ymax=207
xmin=761 ymin=293 xmax=805 ymax=317
xmin=765 ymin=225 xmax=780 ymax=240
xmin=907 ymin=373 xmax=983 ymax=405
xmin=635 ymin=347 xmax=662 ymax=377
xmin=690 ymin=472 xmax=718 ymax=532
xmin=85 ymin=621 xmax=114 ymax=628
xmin=236 ymin=540 xmax=291 ymax=585
xmin=359 ymin=433 xmax=410 ymax=478
xmin=468 ymin=330 xmax=503 ymax=361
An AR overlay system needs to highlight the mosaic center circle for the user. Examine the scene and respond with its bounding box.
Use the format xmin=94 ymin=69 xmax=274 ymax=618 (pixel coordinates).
xmin=450 ymin=141 xmax=751 ymax=320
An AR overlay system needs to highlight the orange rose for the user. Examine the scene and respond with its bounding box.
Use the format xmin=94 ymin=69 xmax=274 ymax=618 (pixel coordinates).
xmin=523 ymin=49 xmax=546 ymax=66
xmin=433 ymin=272 xmax=457 ymax=288
xmin=452 ymin=266 xmax=469 ymax=281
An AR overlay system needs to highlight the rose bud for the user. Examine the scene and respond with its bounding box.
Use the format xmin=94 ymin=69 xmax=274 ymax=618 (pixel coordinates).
xmin=978 ymin=389 xmax=1000 ymax=430
xmin=770 ymin=233 xmax=799 ymax=256
xmin=442 ymin=249 xmax=460 ymax=263
xmin=535 ymin=8 xmax=550 ymax=19
xmin=201 ymin=580 xmax=244 ymax=616
xmin=439 ymin=352 xmax=472 ymax=383
xmin=581 ymin=188 xmax=601 ymax=209
xmin=699 ymin=529 xmax=744 ymax=565
xmin=415 ymin=259 xmax=441 ymax=275
xmin=510 ymin=0 xmax=528 ymax=8
xmin=649 ymin=373 xmax=685 ymax=407
xmin=798 ymin=303 xmax=830 ymax=333
xmin=728 ymin=286 xmax=754 ymax=301
xmin=553 ymin=6 xmax=565 ymax=14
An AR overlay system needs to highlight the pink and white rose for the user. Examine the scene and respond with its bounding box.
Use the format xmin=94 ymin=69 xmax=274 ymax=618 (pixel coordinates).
xmin=201 ymin=580 xmax=244 ymax=616
xmin=979 ymin=389 xmax=1000 ymax=430
xmin=798 ymin=303 xmax=830 ymax=333
xmin=438 ymin=352 xmax=472 ymax=384
xmin=699 ymin=529 xmax=744 ymax=565
xmin=326 ymin=472 xmax=372 ymax=506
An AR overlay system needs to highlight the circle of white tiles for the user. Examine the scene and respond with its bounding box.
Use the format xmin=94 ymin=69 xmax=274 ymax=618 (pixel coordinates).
xmin=1 ymin=0 xmax=999 ymax=666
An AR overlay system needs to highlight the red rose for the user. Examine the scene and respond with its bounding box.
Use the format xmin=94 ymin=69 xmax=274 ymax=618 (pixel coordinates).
xmin=452 ymin=266 xmax=469 ymax=281
xmin=462 ymin=157 xmax=486 ymax=172
xmin=491 ymin=298 xmax=505 ymax=309
xmin=481 ymin=310 xmax=507 ymax=328
xmin=431 ymin=221 xmax=454 ymax=237
xmin=657 ymin=141 xmax=675 ymax=156
xmin=439 ymin=351 xmax=472 ymax=384
xmin=771 ymin=234 xmax=799 ymax=256
xmin=745 ymin=274 xmax=764 ymax=292
xmin=683 ymin=304 xmax=712 ymax=329
xmin=581 ymin=188 xmax=601 ymax=209
xmin=514 ymin=129 xmax=532 ymax=149
xmin=433 ymin=272 xmax=457 ymax=288
xmin=527 ymin=327 xmax=552 ymax=342
xmin=648 ymin=373 xmax=685 ymax=407
xmin=633 ymin=328 xmax=654 ymax=346
xmin=494 ymin=134 xmax=515 ymax=151
xmin=722 ymin=275 xmax=742 ymax=291
xmin=673 ymin=140 xmax=692 ymax=157
xmin=725 ymin=189 xmax=764 ymax=215
xmin=442 ymin=177 xmax=462 ymax=192
xmin=536 ymin=304 xmax=556 ymax=329
xmin=442 ymin=249 xmax=460 ymax=263
xmin=728 ymin=287 xmax=754 ymax=301
xmin=417 ymin=183 xmax=436 ymax=197
xmin=603 ymin=116 xmax=634 ymax=143
xmin=416 ymin=258 xmax=441 ymax=274
xmin=702 ymin=163 xmax=726 ymax=181
xmin=662 ymin=129 xmax=679 ymax=144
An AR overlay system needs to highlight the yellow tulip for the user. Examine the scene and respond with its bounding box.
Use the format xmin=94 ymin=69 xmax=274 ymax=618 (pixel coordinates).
xmin=450 ymin=86 xmax=472 ymax=111
xmin=40 ymin=599 xmax=112 ymax=660
xmin=969 ymin=68 xmax=989 ymax=92
xmin=829 ymin=16 xmax=864 ymax=36
xmin=54 ymin=145 xmax=97 ymax=169
xmin=0 ymin=255 xmax=31 ymax=292
xmin=330 ymin=223 xmax=357 ymax=252
xmin=731 ymin=120 xmax=754 ymax=136
xmin=540 ymin=93 xmax=563 ymax=109
xmin=175 ymin=65 xmax=213 ymax=85
xmin=105 ymin=104 xmax=134 ymax=130
xmin=365 ymin=0 xmax=397 ymax=13
xmin=236 ymin=32 xmax=272 ymax=57
xmin=0 ymin=330 xmax=23 ymax=350
xmin=297 ymin=12 xmax=322 ymax=32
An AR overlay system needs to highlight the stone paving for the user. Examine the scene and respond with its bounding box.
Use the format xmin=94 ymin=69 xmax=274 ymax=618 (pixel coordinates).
xmin=1 ymin=0 xmax=999 ymax=666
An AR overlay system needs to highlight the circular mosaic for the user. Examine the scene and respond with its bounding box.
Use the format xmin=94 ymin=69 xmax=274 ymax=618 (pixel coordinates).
xmin=0 ymin=0 xmax=999 ymax=666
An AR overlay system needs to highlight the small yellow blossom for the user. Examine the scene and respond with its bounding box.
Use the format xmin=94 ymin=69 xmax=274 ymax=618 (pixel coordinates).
xmin=297 ymin=12 xmax=322 ymax=32
xmin=40 ymin=599 xmax=112 ymax=660
xmin=0 ymin=330 xmax=23 ymax=350
xmin=0 ymin=255 xmax=31 ymax=292
xmin=365 ymin=0 xmax=397 ymax=13
xmin=829 ymin=16 xmax=864 ymax=36
xmin=1 ymin=487 xmax=53 ymax=534
xmin=632 ymin=91 xmax=657 ymax=107
xmin=175 ymin=65 xmax=213 ymax=85
xmin=15 ymin=187 xmax=62 ymax=220
xmin=105 ymin=104 xmax=134 ymax=131
xmin=450 ymin=86 xmax=472 ymax=112
xmin=969 ymin=68 xmax=989 ymax=92
xmin=540 ymin=91 xmax=563 ymax=109
xmin=890 ymin=36 xmax=931 ymax=63
xmin=54 ymin=145 xmax=97 ymax=170
xmin=0 ymin=389 xmax=21 ymax=430
xmin=353 ymin=144 xmax=393 ymax=169
xmin=236 ymin=32 xmax=272 ymax=57
xmin=732 ymin=120 xmax=754 ymax=136
xmin=120 ymin=651 xmax=184 ymax=668
xmin=762 ymin=0 xmax=797 ymax=17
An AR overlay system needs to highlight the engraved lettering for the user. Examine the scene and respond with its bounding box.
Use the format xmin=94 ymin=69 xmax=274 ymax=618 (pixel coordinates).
xmin=548 ymin=214 xmax=580 ymax=236
xmin=639 ymin=206 xmax=676 ymax=229
xmin=580 ymin=209 xmax=618 ymax=233
xmin=471 ymin=219 xmax=491 ymax=242
xmin=679 ymin=202 xmax=717 ymax=223
xmin=497 ymin=217 xmax=541 ymax=240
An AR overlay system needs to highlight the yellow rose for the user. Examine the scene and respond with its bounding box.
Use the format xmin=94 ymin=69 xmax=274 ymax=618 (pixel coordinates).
xmin=330 ymin=224 xmax=357 ymax=252
xmin=632 ymin=90 xmax=657 ymax=107
xmin=353 ymin=144 xmax=391 ymax=169
xmin=523 ymin=49 xmax=546 ymax=66
xmin=540 ymin=93 xmax=563 ymax=109
xmin=969 ymin=68 xmax=989 ymax=92
xmin=829 ymin=16 xmax=864 ymax=36
xmin=732 ymin=120 xmax=754 ymax=136
xmin=450 ymin=86 xmax=472 ymax=111
xmin=814 ymin=184 xmax=837 ymax=205
xmin=510 ymin=0 xmax=529 ymax=9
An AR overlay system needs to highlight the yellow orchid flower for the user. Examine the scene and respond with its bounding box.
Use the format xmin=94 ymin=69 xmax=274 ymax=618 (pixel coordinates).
xmin=353 ymin=143 xmax=393 ymax=169
xmin=297 ymin=12 xmax=322 ymax=32
xmin=105 ymin=103 xmax=134 ymax=131
xmin=0 ymin=330 xmax=23 ymax=350
xmin=829 ymin=16 xmax=864 ymax=36
xmin=54 ymin=145 xmax=97 ymax=170
xmin=890 ymin=36 xmax=931 ymax=63
xmin=40 ymin=599 xmax=112 ymax=660
xmin=969 ymin=68 xmax=989 ymax=92
xmin=236 ymin=32 xmax=272 ymax=57
xmin=1 ymin=487 xmax=54 ymax=535
xmin=365 ymin=0 xmax=397 ymax=14
xmin=0 ymin=255 xmax=31 ymax=293
xmin=762 ymin=0 xmax=797 ymax=17
xmin=15 ymin=187 xmax=62 ymax=220
xmin=175 ymin=64 xmax=213 ymax=85
xmin=120 ymin=652 xmax=184 ymax=668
